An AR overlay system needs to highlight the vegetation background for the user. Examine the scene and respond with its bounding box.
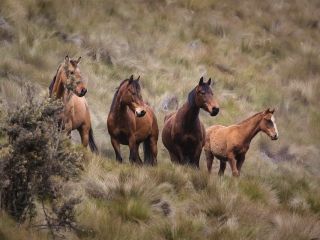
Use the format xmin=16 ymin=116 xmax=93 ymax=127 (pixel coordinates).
xmin=0 ymin=0 xmax=320 ymax=239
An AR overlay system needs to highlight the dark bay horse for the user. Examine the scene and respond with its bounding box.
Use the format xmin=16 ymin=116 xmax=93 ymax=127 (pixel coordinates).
xmin=204 ymin=108 xmax=279 ymax=177
xmin=49 ymin=56 xmax=98 ymax=153
xmin=107 ymin=75 xmax=159 ymax=165
xmin=162 ymin=77 xmax=219 ymax=167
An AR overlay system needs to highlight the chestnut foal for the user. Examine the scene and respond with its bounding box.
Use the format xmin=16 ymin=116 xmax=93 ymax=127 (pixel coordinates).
xmin=204 ymin=108 xmax=279 ymax=177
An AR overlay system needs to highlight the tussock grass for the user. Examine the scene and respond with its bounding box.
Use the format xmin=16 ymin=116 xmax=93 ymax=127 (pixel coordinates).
xmin=1 ymin=0 xmax=320 ymax=239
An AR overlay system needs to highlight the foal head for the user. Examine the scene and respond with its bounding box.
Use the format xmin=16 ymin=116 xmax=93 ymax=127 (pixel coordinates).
xmin=120 ymin=75 xmax=146 ymax=117
xmin=260 ymin=108 xmax=279 ymax=140
xmin=191 ymin=77 xmax=219 ymax=116
xmin=62 ymin=55 xmax=87 ymax=97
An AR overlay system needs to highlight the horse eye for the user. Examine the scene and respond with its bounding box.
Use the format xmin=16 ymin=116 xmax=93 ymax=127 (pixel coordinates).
xmin=200 ymin=91 xmax=205 ymax=95
xmin=70 ymin=71 xmax=75 ymax=75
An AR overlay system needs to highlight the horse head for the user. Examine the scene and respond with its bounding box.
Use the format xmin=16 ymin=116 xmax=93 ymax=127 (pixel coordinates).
xmin=260 ymin=108 xmax=279 ymax=140
xmin=193 ymin=76 xmax=219 ymax=116
xmin=120 ymin=75 xmax=146 ymax=117
xmin=62 ymin=55 xmax=87 ymax=97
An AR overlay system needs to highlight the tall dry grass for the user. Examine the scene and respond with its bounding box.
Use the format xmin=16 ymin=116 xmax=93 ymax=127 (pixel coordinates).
xmin=0 ymin=0 xmax=320 ymax=239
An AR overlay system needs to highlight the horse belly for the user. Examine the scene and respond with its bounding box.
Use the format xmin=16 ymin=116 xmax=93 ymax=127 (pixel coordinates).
xmin=209 ymin=131 xmax=227 ymax=158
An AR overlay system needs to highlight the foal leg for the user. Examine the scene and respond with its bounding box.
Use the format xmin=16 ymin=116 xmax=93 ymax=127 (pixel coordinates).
xmin=227 ymin=153 xmax=239 ymax=177
xmin=204 ymin=149 xmax=214 ymax=173
xmin=218 ymin=161 xmax=227 ymax=176
xmin=111 ymin=137 xmax=123 ymax=162
xmin=236 ymin=154 xmax=246 ymax=176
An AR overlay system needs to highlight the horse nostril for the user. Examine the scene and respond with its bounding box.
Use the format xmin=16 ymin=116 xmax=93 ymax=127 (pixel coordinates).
xmin=81 ymin=89 xmax=87 ymax=96
xmin=211 ymin=107 xmax=219 ymax=116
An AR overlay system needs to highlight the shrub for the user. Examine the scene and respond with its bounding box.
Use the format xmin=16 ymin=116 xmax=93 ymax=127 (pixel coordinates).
xmin=0 ymin=89 xmax=84 ymax=237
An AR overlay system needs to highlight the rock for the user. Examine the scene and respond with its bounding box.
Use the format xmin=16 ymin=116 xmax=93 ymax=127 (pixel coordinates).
xmin=161 ymin=94 xmax=178 ymax=111
xmin=0 ymin=16 xmax=14 ymax=42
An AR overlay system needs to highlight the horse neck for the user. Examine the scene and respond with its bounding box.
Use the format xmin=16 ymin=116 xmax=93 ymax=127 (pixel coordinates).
xmin=111 ymin=88 xmax=129 ymax=120
xmin=179 ymin=92 xmax=200 ymax=129
xmin=239 ymin=113 xmax=263 ymax=144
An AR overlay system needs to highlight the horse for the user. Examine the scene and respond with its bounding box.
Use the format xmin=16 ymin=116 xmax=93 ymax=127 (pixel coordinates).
xmin=107 ymin=75 xmax=159 ymax=165
xmin=204 ymin=108 xmax=279 ymax=177
xmin=162 ymin=77 xmax=219 ymax=167
xmin=49 ymin=55 xmax=98 ymax=153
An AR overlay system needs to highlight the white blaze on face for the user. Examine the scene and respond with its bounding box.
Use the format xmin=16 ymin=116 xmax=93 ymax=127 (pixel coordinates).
xmin=271 ymin=115 xmax=279 ymax=137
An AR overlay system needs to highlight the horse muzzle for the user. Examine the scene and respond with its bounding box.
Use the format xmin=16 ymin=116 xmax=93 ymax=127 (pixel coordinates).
xmin=78 ymin=88 xmax=87 ymax=97
xmin=135 ymin=108 xmax=146 ymax=117
xmin=210 ymin=107 xmax=219 ymax=116
xmin=271 ymin=134 xmax=278 ymax=140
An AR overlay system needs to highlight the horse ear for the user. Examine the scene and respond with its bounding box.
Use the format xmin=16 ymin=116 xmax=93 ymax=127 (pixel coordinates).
xmin=263 ymin=108 xmax=270 ymax=115
xmin=269 ymin=108 xmax=275 ymax=114
xmin=199 ymin=76 xmax=204 ymax=85
xmin=136 ymin=75 xmax=140 ymax=82
xmin=77 ymin=56 xmax=82 ymax=64
xmin=207 ymin=78 xmax=211 ymax=85
xmin=65 ymin=55 xmax=69 ymax=64
xmin=129 ymin=75 xmax=134 ymax=84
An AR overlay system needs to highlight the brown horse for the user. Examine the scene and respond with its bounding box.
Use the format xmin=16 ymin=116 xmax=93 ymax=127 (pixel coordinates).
xmin=204 ymin=108 xmax=279 ymax=177
xmin=107 ymin=75 xmax=159 ymax=165
xmin=49 ymin=56 xmax=98 ymax=153
xmin=162 ymin=77 xmax=219 ymax=167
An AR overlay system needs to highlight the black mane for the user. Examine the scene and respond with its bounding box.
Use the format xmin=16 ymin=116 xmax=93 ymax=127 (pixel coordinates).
xmin=187 ymin=88 xmax=196 ymax=107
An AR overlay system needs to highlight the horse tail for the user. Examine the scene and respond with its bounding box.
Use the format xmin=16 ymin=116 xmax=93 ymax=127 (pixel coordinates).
xmin=89 ymin=128 xmax=99 ymax=154
xmin=143 ymin=138 xmax=154 ymax=165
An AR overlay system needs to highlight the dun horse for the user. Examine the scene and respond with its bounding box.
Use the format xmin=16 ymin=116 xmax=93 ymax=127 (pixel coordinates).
xmin=204 ymin=108 xmax=279 ymax=177
xmin=162 ymin=77 xmax=219 ymax=167
xmin=49 ymin=56 xmax=98 ymax=153
xmin=107 ymin=75 xmax=159 ymax=165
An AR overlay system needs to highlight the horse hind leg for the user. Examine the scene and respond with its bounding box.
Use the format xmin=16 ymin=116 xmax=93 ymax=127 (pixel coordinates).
xmin=204 ymin=149 xmax=214 ymax=173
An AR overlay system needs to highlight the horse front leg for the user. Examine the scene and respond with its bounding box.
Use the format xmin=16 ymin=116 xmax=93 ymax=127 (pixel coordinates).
xmin=204 ymin=149 xmax=214 ymax=173
xmin=78 ymin=126 xmax=89 ymax=147
xmin=111 ymin=137 xmax=123 ymax=163
xmin=236 ymin=154 xmax=246 ymax=176
xmin=129 ymin=136 xmax=142 ymax=165
xmin=218 ymin=161 xmax=226 ymax=176
xmin=191 ymin=144 xmax=203 ymax=168
xmin=227 ymin=153 xmax=239 ymax=177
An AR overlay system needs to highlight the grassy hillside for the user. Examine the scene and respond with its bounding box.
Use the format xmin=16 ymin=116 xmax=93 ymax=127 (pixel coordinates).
xmin=0 ymin=0 xmax=320 ymax=239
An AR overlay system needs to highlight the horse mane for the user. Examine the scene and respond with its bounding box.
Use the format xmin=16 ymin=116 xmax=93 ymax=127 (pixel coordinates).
xmin=238 ymin=111 xmax=263 ymax=125
xmin=109 ymin=78 xmax=141 ymax=112
xmin=187 ymin=88 xmax=196 ymax=107
xmin=49 ymin=63 xmax=62 ymax=96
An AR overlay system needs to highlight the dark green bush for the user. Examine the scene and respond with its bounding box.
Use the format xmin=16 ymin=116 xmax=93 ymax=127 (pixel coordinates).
xmin=0 ymin=92 xmax=84 ymax=228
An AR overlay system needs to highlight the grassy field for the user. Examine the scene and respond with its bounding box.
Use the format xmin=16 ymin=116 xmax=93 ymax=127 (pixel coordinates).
xmin=0 ymin=0 xmax=320 ymax=239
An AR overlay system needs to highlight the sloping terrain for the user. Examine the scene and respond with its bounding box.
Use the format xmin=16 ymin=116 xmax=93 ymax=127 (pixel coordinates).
xmin=0 ymin=0 xmax=320 ymax=239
